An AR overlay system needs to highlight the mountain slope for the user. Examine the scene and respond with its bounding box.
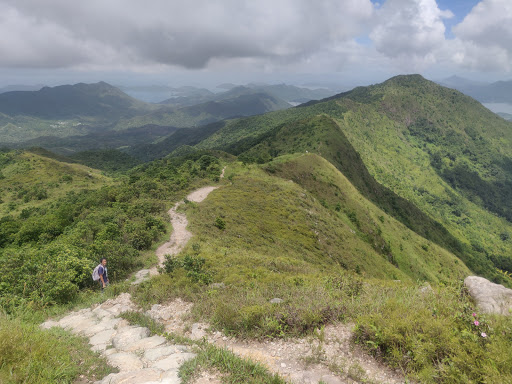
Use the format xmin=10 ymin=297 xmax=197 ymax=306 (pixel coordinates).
xmin=191 ymin=74 xmax=512 ymax=282
xmin=0 ymin=81 xmax=153 ymax=119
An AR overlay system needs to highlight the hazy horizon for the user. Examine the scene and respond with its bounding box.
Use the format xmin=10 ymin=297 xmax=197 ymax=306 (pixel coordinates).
xmin=1 ymin=1 xmax=511 ymax=90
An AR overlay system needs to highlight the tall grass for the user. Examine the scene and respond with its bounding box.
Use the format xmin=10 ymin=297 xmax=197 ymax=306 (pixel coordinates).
xmin=0 ymin=315 xmax=116 ymax=383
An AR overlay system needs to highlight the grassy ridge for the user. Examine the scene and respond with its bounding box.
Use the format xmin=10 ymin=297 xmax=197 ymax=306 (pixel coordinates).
xmin=133 ymin=158 xmax=512 ymax=383
xmin=190 ymin=75 xmax=512 ymax=282
xmin=0 ymin=149 xmax=112 ymax=216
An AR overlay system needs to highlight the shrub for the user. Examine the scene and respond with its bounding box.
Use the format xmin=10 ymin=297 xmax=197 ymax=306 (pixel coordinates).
xmin=214 ymin=217 xmax=226 ymax=230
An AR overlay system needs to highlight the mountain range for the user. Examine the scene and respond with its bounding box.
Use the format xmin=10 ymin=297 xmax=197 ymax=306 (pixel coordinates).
xmin=0 ymin=81 xmax=335 ymax=145
xmin=440 ymin=75 xmax=512 ymax=105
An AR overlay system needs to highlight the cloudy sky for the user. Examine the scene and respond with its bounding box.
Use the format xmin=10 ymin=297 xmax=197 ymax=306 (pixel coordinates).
xmin=0 ymin=0 xmax=510 ymax=88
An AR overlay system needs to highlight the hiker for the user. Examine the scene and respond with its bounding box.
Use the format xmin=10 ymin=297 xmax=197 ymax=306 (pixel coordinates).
xmin=93 ymin=257 xmax=109 ymax=291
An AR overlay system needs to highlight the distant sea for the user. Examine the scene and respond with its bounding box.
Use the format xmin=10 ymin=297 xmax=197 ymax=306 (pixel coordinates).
xmin=483 ymin=103 xmax=512 ymax=114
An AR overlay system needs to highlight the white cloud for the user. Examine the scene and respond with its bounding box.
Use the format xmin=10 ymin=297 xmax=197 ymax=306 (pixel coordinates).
xmin=370 ymin=0 xmax=453 ymax=70
xmin=452 ymin=0 xmax=512 ymax=72
xmin=0 ymin=0 xmax=374 ymax=71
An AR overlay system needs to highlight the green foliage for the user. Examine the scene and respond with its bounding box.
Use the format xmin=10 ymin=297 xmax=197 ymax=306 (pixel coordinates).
xmin=214 ymin=216 xmax=226 ymax=230
xmin=189 ymin=75 xmax=512 ymax=283
xmin=163 ymin=254 xmax=213 ymax=285
xmin=119 ymin=311 xmax=165 ymax=335
xmin=0 ymin=149 xmax=224 ymax=308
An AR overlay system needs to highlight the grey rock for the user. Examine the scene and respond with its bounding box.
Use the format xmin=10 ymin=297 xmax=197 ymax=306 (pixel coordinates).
xmin=190 ymin=323 xmax=207 ymax=340
xmin=123 ymin=335 xmax=167 ymax=352
xmin=144 ymin=346 xmax=181 ymax=361
xmin=270 ymin=298 xmax=283 ymax=304
xmin=83 ymin=317 xmax=121 ymax=337
xmin=112 ymin=326 xmax=150 ymax=351
xmin=95 ymin=368 xmax=164 ymax=384
xmin=107 ymin=352 xmax=144 ymax=371
xmin=150 ymin=352 xmax=196 ymax=371
xmin=90 ymin=328 xmax=117 ymax=346
xmin=92 ymin=307 xmax=115 ymax=319
xmin=210 ymin=282 xmax=225 ymax=289
xmin=104 ymin=348 xmax=118 ymax=356
xmin=419 ymin=283 xmax=433 ymax=295
xmin=465 ymin=276 xmax=512 ymax=316
xmin=40 ymin=320 xmax=59 ymax=330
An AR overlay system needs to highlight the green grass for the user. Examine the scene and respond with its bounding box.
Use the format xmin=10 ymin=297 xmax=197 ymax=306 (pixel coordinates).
xmin=180 ymin=342 xmax=287 ymax=384
xmin=0 ymin=150 xmax=112 ymax=216
xmin=354 ymin=282 xmax=512 ymax=383
xmin=191 ymin=75 xmax=512 ymax=283
xmin=131 ymin=158 xmax=512 ymax=382
xmin=0 ymin=314 xmax=116 ymax=383
xmin=119 ymin=311 xmax=165 ymax=335
xmin=133 ymin=159 xmax=469 ymax=338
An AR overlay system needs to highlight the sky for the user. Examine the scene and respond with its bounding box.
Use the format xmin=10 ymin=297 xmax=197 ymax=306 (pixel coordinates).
xmin=0 ymin=0 xmax=511 ymax=89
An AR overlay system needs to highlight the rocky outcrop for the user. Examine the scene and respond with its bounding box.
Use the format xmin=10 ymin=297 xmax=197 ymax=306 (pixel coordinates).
xmin=464 ymin=276 xmax=512 ymax=316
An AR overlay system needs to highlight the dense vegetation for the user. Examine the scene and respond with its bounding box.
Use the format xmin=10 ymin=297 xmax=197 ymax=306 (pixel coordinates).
xmin=133 ymin=159 xmax=512 ymax=383
xmin=187 ymin=75 xmax=512 ymax=284
xmin=2 ymin=75 xmax=512 ymax=383
xmin=0 ymin=149 xmax=222 ymax=308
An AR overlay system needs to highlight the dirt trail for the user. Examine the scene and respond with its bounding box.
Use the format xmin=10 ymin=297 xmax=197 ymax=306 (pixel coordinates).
xmin=132 ymin=186 xmax=220 ymax=284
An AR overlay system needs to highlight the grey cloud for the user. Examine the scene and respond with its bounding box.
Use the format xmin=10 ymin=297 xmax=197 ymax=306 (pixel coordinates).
xmin=0 ymin=0 xmax=374 ymax=70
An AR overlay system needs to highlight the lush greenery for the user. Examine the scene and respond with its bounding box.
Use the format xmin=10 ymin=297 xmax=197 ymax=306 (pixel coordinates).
xmin=0 ymin=150 xmax=222 ymax=308
xmin=188 ymin=75 xmax=512 ymax=284
xmin=132 ymin=159 xmax=512 ymax=382
xmin=3 ymin=75 xmax=512 ymax=383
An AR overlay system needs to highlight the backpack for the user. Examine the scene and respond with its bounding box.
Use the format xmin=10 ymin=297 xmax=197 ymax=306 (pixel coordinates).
xmin=92 ymin=264 xmax=102 ymax=281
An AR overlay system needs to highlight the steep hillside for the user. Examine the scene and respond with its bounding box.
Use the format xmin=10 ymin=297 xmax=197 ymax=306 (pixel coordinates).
xmin=186 ymin=155 xmax=469 ymax=284
xmin=191 ymin=75 xmax=512 ymax=282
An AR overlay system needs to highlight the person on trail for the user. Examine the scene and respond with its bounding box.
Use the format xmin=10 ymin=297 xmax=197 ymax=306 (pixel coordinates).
xmin=98 ymin=257 xmax=109 ymax=291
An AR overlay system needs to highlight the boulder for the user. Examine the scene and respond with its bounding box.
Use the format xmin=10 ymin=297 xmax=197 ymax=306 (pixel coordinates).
xmin=464 ymin=276 xmax=512 ymax=316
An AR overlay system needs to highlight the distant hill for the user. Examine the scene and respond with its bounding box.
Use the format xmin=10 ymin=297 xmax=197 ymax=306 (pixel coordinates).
xmin=160 ymin=83 xmax=334 ymax=107
xmin=498 ymin=112 xmax=512 ymax=121
xmin=0 ymin=84 xmax=44 ymax=94
xmin=118 ymin=92 xmax=291 ymax=130
xmin=119 ymin=85 xmax=214 ymax=103
xmin=0 ymin=81 xmax=153 ymax=119
xmin=0 ymin=82 xmax=158 ymax=143
xmin=440 ymin=76 xmax=512 ymax=104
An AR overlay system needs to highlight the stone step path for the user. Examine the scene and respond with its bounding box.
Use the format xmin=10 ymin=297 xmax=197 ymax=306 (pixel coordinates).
xmin=41 ymin=184 xmax=224 ymax=384
xmin=42 ymin=293 xmax=195 ymax=384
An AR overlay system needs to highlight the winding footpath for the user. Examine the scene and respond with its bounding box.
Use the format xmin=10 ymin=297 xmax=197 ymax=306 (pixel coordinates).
xmin=41 ymin=167 xmax=405 ymax=384
xmin=41 ymin=186 xmax=220 ymax=384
